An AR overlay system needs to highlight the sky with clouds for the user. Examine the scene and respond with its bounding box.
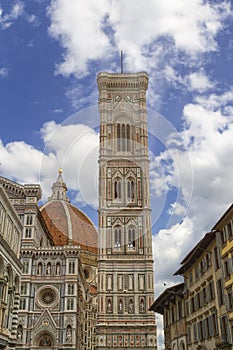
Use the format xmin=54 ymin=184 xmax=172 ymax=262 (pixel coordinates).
xmin=0 ymin=1 xmax=233 ymax=348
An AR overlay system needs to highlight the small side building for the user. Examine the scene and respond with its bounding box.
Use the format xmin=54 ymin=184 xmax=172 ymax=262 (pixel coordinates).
xmin=174 ymin=231 xmax=222 ymax=350
xmin=0 ymin=184 xmax=23 ymax=350
xmin=149 ymin=283 xmax=186 ymax=350
xmin=151 ymin=230 xmax=232 ymax=350
xmin=213 ymin=204 xmax=233 ymax=349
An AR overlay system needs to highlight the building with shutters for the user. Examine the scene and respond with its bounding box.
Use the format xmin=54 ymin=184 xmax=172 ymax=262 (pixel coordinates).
xmin=149 ymin=283 xmax=186 ymax=350
xmin=174 ymin=231 xmax=223 ymax=350
xmin=150 ymin=226 xmax=233 ymax=350
xmin=213 ymin=204 xmax=233 ymax=349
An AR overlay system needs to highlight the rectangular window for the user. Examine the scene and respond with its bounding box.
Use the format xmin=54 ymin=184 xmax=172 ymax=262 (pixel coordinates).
xmin=213 ymin=246 xmax=220 ymax=270
xmin=220 ymin=230 xmax=226 ymax=245
xmin=193 ymin=323 xmax=197 ymax=342
xmin=212 ymin=313 xmax=219 ymax=336
xmin=189 ymin=271 xmax=193 ymax=286
xmin=67 ymin=298 xmax=74 ymax=310
xmin=0 ymin=203 xmax=6 ymax=234
xmin=67 ymin=284 xmax=74 ymax=295
xmin=198 ymin=321 xmax=203 ymax=341
xmin=206 ymin=317 xmax=210 ymax=338
xmin=220 ymin=316 xmax=229 ymax=342
xmin=227 ymin=289 xmax=233 ymax=310
xmin=171 ymin=307 xmax=175 ymax=324
xmin=21 ymin=283 xmax=27 ymax=294
xmin=195 ymin=264 xmax=199 ymax=280
xmin=187 ymin=326 xmax=191 ymax=344
xmin=19 ymin=298 xmax=26 ymax=310
xmin=217 ymin=279 xmax=224 ymax=306
xmin=224 ymin=259 xmax=231 ymax=279
xmin=206 ymin=252 xmax=212 ymax=268
xmin=228 ymin=222 xmax=233 ymax=240
xmin=178 ymin=300 xmax=183 ymax=319
xmin=196 ymin=292 xmax=200 ymax=310
xmin=209 ymin=280 xmax=215 ymax=300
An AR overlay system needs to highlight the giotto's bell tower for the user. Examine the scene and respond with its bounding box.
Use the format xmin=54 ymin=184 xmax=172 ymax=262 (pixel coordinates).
xmin=96 ymin=72 xmax=157 ymax=349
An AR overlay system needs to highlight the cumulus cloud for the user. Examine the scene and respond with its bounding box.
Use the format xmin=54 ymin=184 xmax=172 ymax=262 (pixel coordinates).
xmin=187 ymin=70 xmax=215 ymax=92
xmin=152 ymin=87 xmax=233 ymax=301
xmin=164 ymin=66 xmax=215 ymax=93
xmin=40 ymin=120 xmax=99 ymax=207
xmin=47 ymin=0 xmax=111 ymax=77
xmin=0 ymin=120 xmax=99 ymax=208
xmin=47 ymin=0 xmax=231 ymax=77
xmin=195 ymin=88 xmax=233 ymax=111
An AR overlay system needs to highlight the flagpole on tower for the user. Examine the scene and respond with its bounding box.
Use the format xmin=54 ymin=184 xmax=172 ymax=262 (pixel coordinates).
xmin=121 ymin=50 xmax=123 ymax=73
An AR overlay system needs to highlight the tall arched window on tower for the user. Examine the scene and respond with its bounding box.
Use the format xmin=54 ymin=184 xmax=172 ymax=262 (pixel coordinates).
xmin=127 ymin=179 xmax=135 ymax=201
xmin=117 ymin=124 xmax=121 ymax=151
xmin=114 ymin=178 xmax=122 ymax=201
xmin=114 ymin=226 xmax=122 ymax=248
xmin=117 ymin=123 xmax=131 ymax=152
xmin=126 ymin=124 xmax=130 ymax=151
xmin=128 ymin=226 xmax=136 ymax=248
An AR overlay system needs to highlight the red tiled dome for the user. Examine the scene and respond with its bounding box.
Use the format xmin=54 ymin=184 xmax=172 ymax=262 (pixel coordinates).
xmin=40 ymin=200 xmax=98 ymax=251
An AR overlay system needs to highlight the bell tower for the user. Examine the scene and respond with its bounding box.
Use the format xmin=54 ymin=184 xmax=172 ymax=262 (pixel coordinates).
xmin=96 ymin=72 xmax=157 ymax=349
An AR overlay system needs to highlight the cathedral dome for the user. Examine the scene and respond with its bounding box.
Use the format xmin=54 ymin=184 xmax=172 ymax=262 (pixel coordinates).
xmin=40 ymin=170 xmax=98 ymax=252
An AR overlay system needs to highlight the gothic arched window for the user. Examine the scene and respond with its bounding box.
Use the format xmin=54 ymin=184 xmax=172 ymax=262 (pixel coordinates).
xmin=114 ymin=226 xmax=122 ymax=248
xmin=117 ymin=123 xmax=131 ymax=152
xmin=127 ymin=179 xmax=135 ymax=201
xmin=126 ymin=124 xmax=130 ymax=151
xmin=128 ymin=226 xmax=135 ymax=248
xmin=122 ymin=124 xmax=126 ymax=151
xmin=117 ymin=124 xmax=121 ymax=151
xmin=114 ymin=178 xmax=122 ymax=200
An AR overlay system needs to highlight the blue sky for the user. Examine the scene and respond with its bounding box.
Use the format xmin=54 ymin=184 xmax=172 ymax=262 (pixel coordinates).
xmin=0 ymin=1 xmax=233 ymax=347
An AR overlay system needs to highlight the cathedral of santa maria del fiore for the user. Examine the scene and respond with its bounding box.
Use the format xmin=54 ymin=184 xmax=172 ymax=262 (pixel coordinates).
xmin=0 ymin=72 xmax=157 ymax=350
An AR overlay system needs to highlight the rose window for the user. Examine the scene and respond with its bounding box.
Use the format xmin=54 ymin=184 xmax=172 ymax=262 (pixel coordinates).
xmin=37 ymin=286 xmax=59 ymax=308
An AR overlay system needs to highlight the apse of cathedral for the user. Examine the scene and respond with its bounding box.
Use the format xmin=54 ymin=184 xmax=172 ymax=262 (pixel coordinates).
xmin=0 ymin=71 xmax=157 ymax=350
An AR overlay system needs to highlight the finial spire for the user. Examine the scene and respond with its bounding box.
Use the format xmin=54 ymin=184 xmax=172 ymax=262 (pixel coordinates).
xmin=48 ymin=169 xmax=69 ymax=202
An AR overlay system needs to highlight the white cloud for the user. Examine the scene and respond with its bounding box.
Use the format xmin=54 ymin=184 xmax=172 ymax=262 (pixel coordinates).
xmin=152 ymin=88 xmax=233 ymax=300
xmin=187 ymin=70 xmax=215 ymax=92
xmin=151 ymin=89 xmax=233 ymax=348
xmin=0 ymin=1 xmax=24 ymax=30
xmin=47 ymin=0 xmax=230 ymax=78
xmin=0 ymin=66 xmax=8 ymax=78
xmin=164 ymin=66 xmax=215 ymax=93
xmin=0 ymin=121 xmax=99 ymax=208
xmin=47 ymin=0 xmax=111 ymax=77
xmin=0 ymin=139 xmax=47 ymax=184
xmin=195 ymin=88 xmax=233 ymax=111
xmin=40 ymin=121 xmax=99 ymax=206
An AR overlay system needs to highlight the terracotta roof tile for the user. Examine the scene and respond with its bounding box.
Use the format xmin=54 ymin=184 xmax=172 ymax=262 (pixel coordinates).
xmin=41 ymin=200 xmax=98 ymax=250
